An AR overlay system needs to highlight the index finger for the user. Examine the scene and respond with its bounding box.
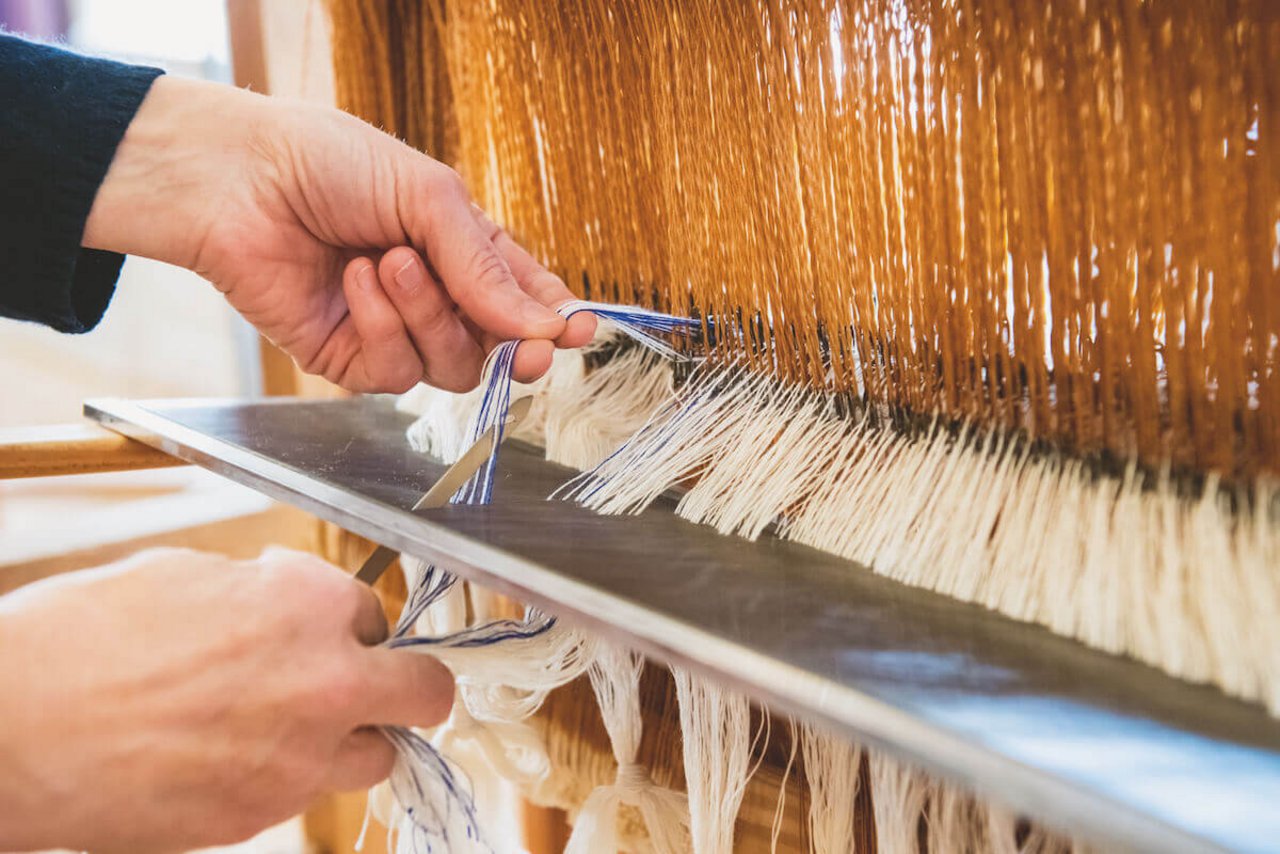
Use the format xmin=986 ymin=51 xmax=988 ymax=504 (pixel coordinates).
xmin=410 ymin=166 xmax=565 ymax=342
xmin=473 ymin=206 xmax=598 ymax=349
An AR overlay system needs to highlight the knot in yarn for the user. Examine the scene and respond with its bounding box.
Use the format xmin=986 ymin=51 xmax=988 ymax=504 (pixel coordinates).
xmin=614 ymin=762 xmax=653 ymax=792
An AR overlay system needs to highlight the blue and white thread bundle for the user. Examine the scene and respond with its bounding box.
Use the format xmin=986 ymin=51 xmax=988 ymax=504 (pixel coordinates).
xmin=557 ymin=299 xmax=704 ymax=362
xmin=376 ymin=302 xmax=702 ymax=852
xmin=450 ymin=341 xmax=518 ymax=506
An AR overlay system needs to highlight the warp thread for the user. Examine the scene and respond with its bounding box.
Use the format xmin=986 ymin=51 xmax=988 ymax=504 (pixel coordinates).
xmin=800 ymin=723 xmax=861 ymax=854
xmin=672 ymin=666 xmax=759 ymax=854
xmin=564 ymin=645 xmax=691 ymax=854
xmin=557 ymin=360 xmax=1280 ymax=713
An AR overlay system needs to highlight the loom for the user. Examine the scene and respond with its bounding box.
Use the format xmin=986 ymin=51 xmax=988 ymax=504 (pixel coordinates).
xmin=91 ymin=1 xmax=1278 ymax=852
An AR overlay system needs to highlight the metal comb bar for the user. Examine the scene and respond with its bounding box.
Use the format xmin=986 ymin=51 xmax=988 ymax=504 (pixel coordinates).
xmin=84 ymin=395 xmax=1280 ymax=854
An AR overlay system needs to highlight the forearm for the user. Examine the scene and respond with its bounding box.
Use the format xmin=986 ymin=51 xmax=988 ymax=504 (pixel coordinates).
xmin=0 ymin=33 xmax=162 ymax=333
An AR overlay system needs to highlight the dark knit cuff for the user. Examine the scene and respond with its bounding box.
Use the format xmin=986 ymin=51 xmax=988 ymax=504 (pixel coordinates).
xmin=0 ymin=34 xmax=163 ymax=333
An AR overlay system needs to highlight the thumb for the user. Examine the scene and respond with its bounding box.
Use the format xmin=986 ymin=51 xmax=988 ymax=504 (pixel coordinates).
xmin=357 ymin=647 xmax=456 ymax=728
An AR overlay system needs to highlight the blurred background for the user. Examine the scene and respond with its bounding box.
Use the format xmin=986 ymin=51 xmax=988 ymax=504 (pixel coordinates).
xmin=0 ymin=0 xmax=254 ymax=429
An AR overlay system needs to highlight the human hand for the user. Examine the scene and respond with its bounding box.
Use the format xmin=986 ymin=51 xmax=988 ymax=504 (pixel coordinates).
xmin=83 ymin=76 xmax=596 ymax=393
xmin=0 ymin=547 xmax=452 ymax=853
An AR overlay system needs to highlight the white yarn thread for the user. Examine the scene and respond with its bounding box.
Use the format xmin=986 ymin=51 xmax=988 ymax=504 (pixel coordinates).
xmin=868 ymin=750 xmax=931 ymax=854
xmin=564 ymin=645 xmax=691 ymax=854
xmin=399 ymin=556 xmax=469 ymax=638
xmin=399 ymin=558 xmax=558 ymax=793
xmin=420 ymin=616 xmax=598 ymax=722
xmin=672 ymin=666 xmax=756 ymax=854
xmin=435 ymin=698 xmax=551 ymax=786
xmin=800 ymin=722 xmax=862 ymax=854
xmin=769 ymin=719 xmax=800 ymax=854
xmin=543 ymin=342 xmax=677 ymax=470
xmin=558 ymin=362 xmax=1280 ymax=713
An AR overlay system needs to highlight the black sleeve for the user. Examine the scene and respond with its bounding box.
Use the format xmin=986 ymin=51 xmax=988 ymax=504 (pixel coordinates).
xmin=0 ymin=33 xmax=163 ymax=333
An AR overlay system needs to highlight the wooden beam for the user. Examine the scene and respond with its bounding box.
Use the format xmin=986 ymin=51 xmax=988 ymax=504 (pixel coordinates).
xmin=0 ymin=424 xmax=183 ymax=479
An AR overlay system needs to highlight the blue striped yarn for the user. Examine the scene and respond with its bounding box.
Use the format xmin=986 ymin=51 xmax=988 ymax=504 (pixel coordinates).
xmin=386 ymin=611 xmax=557 ymax=651
xmin=558 ymin=299 xmax=702 ymax=361
xmin=382 ymin=726 xmax=486 ymax=853
xmin=386 ymin=301 xmax=697 ymax=850
xmin=452 ymin=340 xmax=518 ymax=505
xmin=392 ymin=564 xmax=457 ymax=639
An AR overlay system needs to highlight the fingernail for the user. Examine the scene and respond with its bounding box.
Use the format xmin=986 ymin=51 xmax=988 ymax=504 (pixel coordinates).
xmin=520 ymin=299 xmax=561 ymax=327
xmin=393 ymin=257 xmax=423 ymax=294
xmin=356 ymin=263 xmax=378 ymax=292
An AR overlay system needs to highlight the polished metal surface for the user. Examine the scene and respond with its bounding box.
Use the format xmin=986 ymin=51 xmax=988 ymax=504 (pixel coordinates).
xmin=354 ymin=396 xmax=533 ymax=585
xmin=87 ymin=396 xmax=1280 ymax=853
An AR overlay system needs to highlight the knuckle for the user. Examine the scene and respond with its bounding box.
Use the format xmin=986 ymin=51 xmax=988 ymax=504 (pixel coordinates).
xmin=425 ymin=164 xmax=466 ymax=199
xmin=439 ymin=374 xmax=480 ymax=394
xmin=530 ymin=268 xmax=571 ymax=298
xmin=471 ymin=205 xmax=503 ymax=240
xmin=364 ymin=355 xmax=418 ymax=395
xmin=364 ymin=317 xmax=402 ymax=345
xmin=259 ymin=554 xmax=343 ymax=612
xmin=298 ymin=348 xmax=331 ymax=379
xmin=381 ymin=360 xmax=423 ymax=394
xmin=424 ymin=363 xmax=481 ymax=394
xmin=308 ymin=579 xmax=364 ymax=634
xmin=464 ymin=243 xmax=513 ymax=290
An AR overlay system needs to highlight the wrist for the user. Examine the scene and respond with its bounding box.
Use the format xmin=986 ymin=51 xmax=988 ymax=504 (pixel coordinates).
xmin=82 ymin=76 xmax=270 ymax=270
